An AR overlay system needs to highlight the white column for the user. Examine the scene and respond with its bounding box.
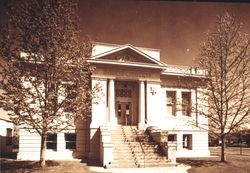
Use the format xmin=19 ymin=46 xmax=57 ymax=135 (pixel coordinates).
xmin=139 ymin=81 xmax=145 ymax=129
xmin=109 ymin=79 xmax=116 ymax=128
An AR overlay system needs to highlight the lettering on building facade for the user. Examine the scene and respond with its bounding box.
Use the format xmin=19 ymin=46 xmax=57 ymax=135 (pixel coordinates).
xmin=103 ymin=69 xmax=153 ymax=79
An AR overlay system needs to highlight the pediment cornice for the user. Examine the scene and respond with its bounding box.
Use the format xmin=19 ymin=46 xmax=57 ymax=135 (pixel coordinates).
xmin=89 ymin=44 xmax=166 ymax=69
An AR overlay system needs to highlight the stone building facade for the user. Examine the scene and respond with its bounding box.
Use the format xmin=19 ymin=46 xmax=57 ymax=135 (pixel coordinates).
xmin=17 ymin=43 xmax=210 ymax=162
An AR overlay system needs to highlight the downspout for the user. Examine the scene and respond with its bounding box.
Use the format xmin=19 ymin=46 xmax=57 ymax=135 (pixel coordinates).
xmin=145 ymin=81 xmax=147 ymax=124
xmin=195 ymin=88 xmax=198 ymax=127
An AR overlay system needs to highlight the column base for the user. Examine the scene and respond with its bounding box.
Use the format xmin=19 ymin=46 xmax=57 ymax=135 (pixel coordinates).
xmin=109 ymin=119 xmax=118 ymax=129
xmin=138 ymin=123 xmax=147 ymax=130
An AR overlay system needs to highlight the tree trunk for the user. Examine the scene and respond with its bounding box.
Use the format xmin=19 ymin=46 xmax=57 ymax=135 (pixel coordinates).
xmin=40 ymin=134 xmax=47 ymax=167
xmin=220 ymin=135 xmax=226 ymax=162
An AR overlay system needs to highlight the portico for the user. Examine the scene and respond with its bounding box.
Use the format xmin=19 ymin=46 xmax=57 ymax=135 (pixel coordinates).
xmin=93 ymin=77 xmax=153 ymax=130
xmin=89 ymin=44 xmax=165 ymax=130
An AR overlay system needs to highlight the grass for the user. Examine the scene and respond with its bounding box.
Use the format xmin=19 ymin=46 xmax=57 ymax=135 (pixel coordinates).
xmin=178 ymin=147 xmax=250 ymax=173
xmin=0 ymin=159 xmax=91 ymax=173
xmin=1 ymin=147 xmax=250 ymax=173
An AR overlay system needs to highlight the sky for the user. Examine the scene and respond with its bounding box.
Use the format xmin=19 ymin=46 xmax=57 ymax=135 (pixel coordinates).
xmin=78 ymin=0 xmax=250 ymax=66
xmin=1 ymin=0 xmax=250 ymax=66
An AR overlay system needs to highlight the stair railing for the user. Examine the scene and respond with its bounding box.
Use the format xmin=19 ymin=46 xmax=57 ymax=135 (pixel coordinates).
xmin=131 ymin=126 xmax=146 ymax=168
xmin=121 ymin=126 xmax=138 ymax=167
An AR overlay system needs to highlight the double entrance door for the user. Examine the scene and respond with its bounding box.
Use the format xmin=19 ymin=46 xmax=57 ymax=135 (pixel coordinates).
xmin=116 ymin=102 xmax=132 ymax=126
xmin=115 ymin=81 xmax=138 ymax=126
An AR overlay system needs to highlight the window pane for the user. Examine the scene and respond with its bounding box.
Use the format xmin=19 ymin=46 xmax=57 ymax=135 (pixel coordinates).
xmin=47 ymin=134 xmax=57 ymax=141
xmin=47 ymin=133 xmax=57 ymax=150
xmin=66 ymin=84 xmax=77 ymax=99
xmin=6 ymin=128 xmax=12 ymax=137
xmin=66 ymin=142 xmax=76 ymax=149
xmin=182 ymin=92 xmax=191 ymax=116
xmin=6 ymin=137 xmax=12 ymax=146
xmin=6 ymin=128 xmax=13 ymax=146
xmin=47 ymin=142 xmax=57 ymax=150
xmin=65 ymin=133 xmax=76 ymax=141
xmin=167 ymin=91 xmax=176 ymax=116
xmin=65 ymin=133 xmax=76 ymax=150
xmin=183 ymin=134 xmax=192 ymax=150
xmin=168 ymin=134 xmax=177 ymax=141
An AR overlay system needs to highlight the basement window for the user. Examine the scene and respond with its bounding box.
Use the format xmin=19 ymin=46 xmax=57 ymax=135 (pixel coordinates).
xmin=65 ymin=133 xmax=76 ymax=150
xmin=183 ymin=134 xmax=192 ymax=150
xmin=6 ymin=128 xmax=13 ymax=146
xmin=47 ymin=133 xmax=57 ymax=150
xmin=168 ymin=134 xmax=177 ymax=141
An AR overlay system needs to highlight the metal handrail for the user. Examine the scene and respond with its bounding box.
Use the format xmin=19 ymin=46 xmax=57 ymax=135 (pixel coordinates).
xmin=131 ymin=126 xmax=146 ymax=168
xmin=121 ymin=126 xmax=138 ymax=166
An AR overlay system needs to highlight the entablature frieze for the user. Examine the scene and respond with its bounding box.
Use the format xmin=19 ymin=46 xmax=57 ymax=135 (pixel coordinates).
xmin=92 ymin=68 xmax=161 ymax=82
xmin=91 ymin=77 xmax=109 ymax=81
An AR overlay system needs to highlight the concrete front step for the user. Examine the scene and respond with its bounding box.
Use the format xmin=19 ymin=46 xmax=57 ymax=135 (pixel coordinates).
xmin=109 ymin=162 xmax=171 ymax=168
xmin=135 ymin=157 xmax=168 ymax=161
xmin=110 ymin=125 xmax=169 ymax=168
xmin=108 ymin=164 xmax=138 ymax=168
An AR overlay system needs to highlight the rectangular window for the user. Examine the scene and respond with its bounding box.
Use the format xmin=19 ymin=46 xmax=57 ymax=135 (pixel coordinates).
xmin=115 ymin=89 xmax=132 ymax=98
xmin=167 ymin=91 xmax=176 ymax=116
xmin=46 ymin=133 xmax=57 ymax=150
xmin=65 ymin=133 xmax=76 ymax=150
xmin=183 ymin=134 xmax=192 ymax=150
xmin=182 ymin=92 xmax=191 ymax=116
xmin=6 ymin=128 xmax=12 ymax=146
xmin=64 ymin=84 xmax=77 ymax=99
xmin=168 ymin=134 xmax=177 ymax=141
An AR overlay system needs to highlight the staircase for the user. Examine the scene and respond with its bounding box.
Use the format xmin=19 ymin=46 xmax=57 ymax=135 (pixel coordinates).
xmin=110 ymin=125 xmax=170 ymax=168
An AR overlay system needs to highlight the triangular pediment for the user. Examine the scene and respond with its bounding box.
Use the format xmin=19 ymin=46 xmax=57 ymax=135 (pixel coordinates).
xmin=91 ymin=44 xmax=165 ymax=67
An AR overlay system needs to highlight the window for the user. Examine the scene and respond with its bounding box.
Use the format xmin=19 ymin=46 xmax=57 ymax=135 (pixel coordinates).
xmin=66 ymin=84 xmax=77 ymax=99
xmin=183 ymin=134 xmax=192 ymax=150
xmin=166 ymin=91 xmax=176 ymax=116
xmin=115 ymin=89 xmax=132 ymax=98
xmin=182 ymin=92 xmax=191 ymax=116
xmin=46 ymin=133 xmax=57 ymax=150
xmin=64 ymin=83 xmax=77 ymax=112
xmin=168 ymin=134 xmax=177 ymax=142
xmin=6 ymin=128 xmax=12 ymax=146
xmin=65 ymin=133 xmax=76 ymax=150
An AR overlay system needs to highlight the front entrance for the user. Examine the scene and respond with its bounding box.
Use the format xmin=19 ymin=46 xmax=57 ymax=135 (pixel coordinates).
xmin=115 ymin=81 xmax=138 ymax=126
xmin=116 ymin=102 xmax=132 ymax=125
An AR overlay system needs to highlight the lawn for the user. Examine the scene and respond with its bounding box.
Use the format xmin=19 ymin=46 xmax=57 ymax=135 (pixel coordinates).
xmin=178 ymin=147 xmax=250 ymax=173
xmin=0 ymin=159 xmax=92 ymax=173
xmin=1 ymin=147 xmax=250 ymax=173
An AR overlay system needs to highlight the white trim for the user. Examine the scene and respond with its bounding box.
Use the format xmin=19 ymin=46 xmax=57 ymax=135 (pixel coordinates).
xmin=88 ymin=59 xmax=166 ymax=69
xmin=161 ymin=71 xmax=205 ymax=78
xmin=91 ymin=44 xmax=165 ymax=67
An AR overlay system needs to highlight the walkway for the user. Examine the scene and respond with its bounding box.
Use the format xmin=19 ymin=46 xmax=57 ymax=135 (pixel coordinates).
xmin=1 ymin=158 xmax=190 ymax=173
xmin=89 ymin=164 xmax=190 ymax=173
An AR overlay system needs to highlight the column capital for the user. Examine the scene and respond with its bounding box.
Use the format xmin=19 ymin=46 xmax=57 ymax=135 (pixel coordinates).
xmin=91 ymin=76 xmax=108 ymax=81
xmin=138 ymin=79 xmax=146 ymax=82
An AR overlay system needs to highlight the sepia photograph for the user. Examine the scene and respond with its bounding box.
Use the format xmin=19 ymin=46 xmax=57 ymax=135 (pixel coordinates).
xmin=0 ymin=0 xmax=250 ymax=172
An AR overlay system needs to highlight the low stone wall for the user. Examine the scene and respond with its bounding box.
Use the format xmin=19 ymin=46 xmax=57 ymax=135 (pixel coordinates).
xmin=146 ymin=126 xmax=177 ymax=163
xmin=99 ymin=126 xmax=113 ymax=168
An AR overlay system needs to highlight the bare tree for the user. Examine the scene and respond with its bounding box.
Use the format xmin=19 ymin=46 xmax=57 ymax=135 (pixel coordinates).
xmin=0 ymin=0 xmax=95 ymax=167
xmin=197 ymin=12 xmax=250 ymax=162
